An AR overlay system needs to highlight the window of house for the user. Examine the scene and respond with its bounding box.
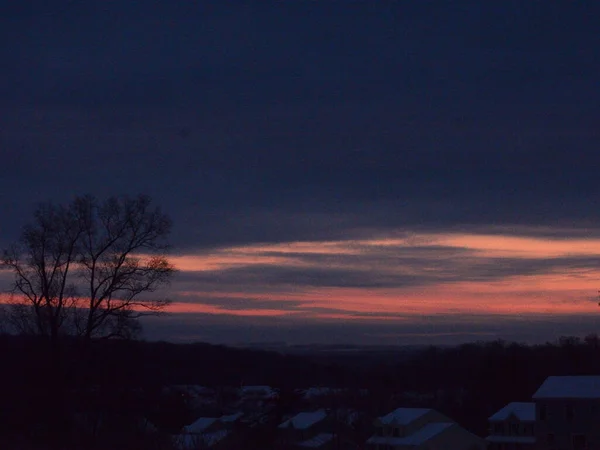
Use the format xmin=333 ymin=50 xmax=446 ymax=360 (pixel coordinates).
xmin=566 ymin=404 xmax=574 ymax=422
xmin=376 ymin=428 xmax=384 ymax=436
xmin=392 ymin=428 xmax=399 ymax=437
xmin=539 ymin=404 xmax=547 ymax=421
xmin=572 ymin=434 xmax=587 ymax=450
xmin=493 ymin=423 xmax=504 ymax=434
xmin=510 ymin=423 xmax=519 ymax=435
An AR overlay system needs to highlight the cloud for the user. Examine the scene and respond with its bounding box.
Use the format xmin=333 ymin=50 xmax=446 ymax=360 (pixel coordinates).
xmin=168 ymin=232 xmax=600 ymax=292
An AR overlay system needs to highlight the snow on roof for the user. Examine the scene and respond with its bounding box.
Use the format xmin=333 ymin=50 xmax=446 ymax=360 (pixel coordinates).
xmin=367 ymin=423 xmax=454 ymax=446
xmin=489 ymin=402 xmax=535 ymax=422
xmin=220 ymin=412 xmax=243 ymax=423
xmin=379 ymin=408 xmax=431 ymax=425
xmin=185 ymin=417 xmax=219 ymax=433
xmin=486 ymin=436 xmax=536 ymax=444
xmin=298 ymin=433 xmax=334 ymax=448
xmin=279 ymin=410 xmax=327 ymax=430
xmin=533 ymin=376 xmax=600 ymax=399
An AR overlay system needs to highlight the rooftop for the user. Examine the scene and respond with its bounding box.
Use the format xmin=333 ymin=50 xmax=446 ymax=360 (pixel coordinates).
xmin=489 ymin=402 xmax=535 ymax=422
xmin=533 ymin=376 xmax=600 ymax=399
xmin=279 ymin=410 xmax=327 ymax=430
xmin=379 ymin=408 xmax=432 ymax=425
xmin=220 ymin=412 xmax=243 ymax=423
xmin=185 ymin=417 xmax=218 ymax=433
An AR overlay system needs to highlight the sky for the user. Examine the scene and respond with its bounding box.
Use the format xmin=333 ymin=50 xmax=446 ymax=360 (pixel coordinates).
xmin=2 ymin=1 xmax=600 ymax=346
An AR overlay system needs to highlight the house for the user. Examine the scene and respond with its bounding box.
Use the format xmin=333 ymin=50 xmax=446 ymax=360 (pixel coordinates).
xmin=238 ymin=385 xmax=279 ymax=410
xmin=219 ymin=412 xmax=244 ymax=428
xmin=366 ymin=407 xmax=486 ymax=450
xmin=279 ymin=410 xmax=329 ymax=443
xmin=175 ymin=417 xmax=229 ymax=449
xmin=486 ymin=402 xmax=536 ymax=450
xmin=532 ymin=376 xmax=600 ymax=450
xmin=174 ymin=412 xmax=244 ymax=450
xmin=278 ymin=409 xmax=357 ymax=450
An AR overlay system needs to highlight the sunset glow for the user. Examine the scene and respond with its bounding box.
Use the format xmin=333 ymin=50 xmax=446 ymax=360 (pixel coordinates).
xmin=161 ymin=230 xmax=600 ymax=320
xmin=5 ymin=231 xmax=599 ymax=325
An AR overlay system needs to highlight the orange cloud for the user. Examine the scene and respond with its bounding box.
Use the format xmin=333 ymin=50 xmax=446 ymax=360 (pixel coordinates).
xmin=6 ymin=229 xmax=600 ymax=323
xmin=429 ymin=233 xmax=600 ymax=258
xmin=166 ymin=302 xmax=294 ymax=317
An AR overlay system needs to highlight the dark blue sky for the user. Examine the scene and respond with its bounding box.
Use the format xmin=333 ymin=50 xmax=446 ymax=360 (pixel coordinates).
xmin=2 ymin=2 xmax=600 ymax=345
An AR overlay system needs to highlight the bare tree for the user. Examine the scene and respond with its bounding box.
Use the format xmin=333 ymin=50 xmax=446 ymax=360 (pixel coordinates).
xmin=2 ymin=194 xmax=175 ymax=342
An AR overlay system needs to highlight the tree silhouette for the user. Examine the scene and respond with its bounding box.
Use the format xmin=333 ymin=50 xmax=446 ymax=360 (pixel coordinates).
xmin=2 ymin=194 xmax=175 ymax=343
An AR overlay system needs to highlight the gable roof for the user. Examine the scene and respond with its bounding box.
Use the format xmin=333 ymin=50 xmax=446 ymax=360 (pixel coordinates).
xmin=279 ymin=410 xmax=327 ymax=430
xmin=489 ymin=402 xmax=535 ymax=422
xmin=367 ymin=423 xmax=454 ymax=446
xmin=533 ymin=376 xmax=600 ymax=399
xmin=220 ymin=412 xmax=243 ymax=423
xmin=379 ymin=408 xmax=431 ymax=425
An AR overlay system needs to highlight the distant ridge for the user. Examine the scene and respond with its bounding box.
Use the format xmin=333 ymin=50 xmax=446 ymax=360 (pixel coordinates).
xmin=230 ymin=342 xmax=453 ymax=355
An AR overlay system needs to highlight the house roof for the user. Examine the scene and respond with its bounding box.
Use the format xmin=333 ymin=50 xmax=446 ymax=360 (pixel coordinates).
xmin=220 ymin=412 xmax=243 ymax=423
xmin=532 ymin=376 xmax=600 ymax=399
xmin=489 ymin=402 xmax=535 ymax=422
xmin=379 ymin=408 xmax=431 ymax=425
xmin=185 ymin=417 xmax=218 ymax=433
xmin=279 ymin=410 xmax=327 ymax=429
xmin=486 ymin=436 xmax=536 ymax=444
xmin=298 ymin=433 xmax=334 ymax=448
xmin=367 ymin=423 xmax=454 ymax=446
